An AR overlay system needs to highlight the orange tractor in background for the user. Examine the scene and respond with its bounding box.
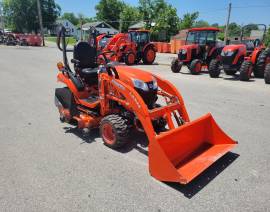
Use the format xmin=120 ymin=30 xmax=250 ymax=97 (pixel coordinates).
xmin=54 ymin=26 xmax=237 ymax=185
xmin=209 ymin=24 xmax=268 ymax=81
xmin=171 ymin=27 xmax=224 ymax=77
xmin=97 ymin=30 xmax=157 ymax=65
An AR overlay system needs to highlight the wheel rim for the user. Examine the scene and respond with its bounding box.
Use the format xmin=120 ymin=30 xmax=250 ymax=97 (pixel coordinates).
xmin=102 ymin=123 xmax=116 ymax=145
xmin=128 ymin=53 xmax=135 ymax=64
xmin=195 ymin=62 xmax=202 ymax=72
xmin=146 ymin=49 xmax=155 ymax=62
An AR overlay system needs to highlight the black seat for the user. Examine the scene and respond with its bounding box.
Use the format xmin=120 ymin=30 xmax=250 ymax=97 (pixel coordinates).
xmin=73 ymin=41 xmax=98 ymax=85
xmin=245 ymin=42 xmax=255 ymax=52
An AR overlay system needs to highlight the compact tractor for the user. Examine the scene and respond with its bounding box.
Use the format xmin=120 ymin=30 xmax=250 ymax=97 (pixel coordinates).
xmin=54 ymin=26 xmax=237 ymax=184
xmin=97 ymin=30 xmax=156 ymax=66
xmin=171 ymin=27 xmax=224 ymax=77
xmin=210 ymin=24 xmax=268 ymax=81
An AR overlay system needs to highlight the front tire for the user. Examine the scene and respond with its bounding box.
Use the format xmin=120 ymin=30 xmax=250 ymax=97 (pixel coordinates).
xmin=209 ymin=59 xmax=221 ymax=78
xmin=143 ymin=47 xmax=156 ymax=65
xmin=239 ymin=61 xmax=253 ymax=81
xmin=171 ymin=58 xmax=182 ymax=73
xmin=100 ymin=114 xmax=131 ymax=149
xmin=255 ymin=48 xmax=270 ymax=78
xmin=124 ymin=52 xmax=136 ymax=66
xmin=264 ymin=63 xmax=270 ymax=84
xmin=189 ymin=59 xmax=202 ymax=75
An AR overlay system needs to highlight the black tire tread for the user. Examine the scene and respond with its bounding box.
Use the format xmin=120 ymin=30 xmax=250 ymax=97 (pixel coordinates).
xmin=124 ymin=52 xmax=136 ymax=66
xmin=189 ymin=59 xmax=201 ymax=75
xmin=100 ymin=114 xmax=130 ymax=149
xmin=264 ymin=63 xmax=270 ymax=84
xmin=142 ymin=47 xmax=156 ymax=65
xmin=255 ymin=48 xmax=270 ymax=78
xmin=209 ymin=59 xmax=221 ymax=78
xmin=171 ymin=58 xmax=182 ymax=73
xmin=239 ymin=61 xmax=252 ymax=81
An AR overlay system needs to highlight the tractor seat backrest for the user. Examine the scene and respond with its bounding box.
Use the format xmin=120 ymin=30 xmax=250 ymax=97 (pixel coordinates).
xmin=245 ymin=42 xmax=255 ymax=52
xmin=73 ymin=41 xmax=97 ymax=69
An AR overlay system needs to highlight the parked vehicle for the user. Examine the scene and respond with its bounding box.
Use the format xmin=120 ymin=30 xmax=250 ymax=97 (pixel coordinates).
xmin=210 ymin=24 xmax=268 ymax=81
xmin=54 ymin=26 xmax=237 ymax=184
xmin=97 ymin=30 xmax=156 ymax=65
xmin=171 ymin=27 xmax=224 ymax=77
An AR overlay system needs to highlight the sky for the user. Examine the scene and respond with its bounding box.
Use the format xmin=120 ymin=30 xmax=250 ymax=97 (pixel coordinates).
xmin=55 ymin=0 xmax=270 ymax=25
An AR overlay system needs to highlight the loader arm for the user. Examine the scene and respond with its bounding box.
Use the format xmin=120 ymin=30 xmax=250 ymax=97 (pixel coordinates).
xmin=99 ymin=69 xmax=237 ymax=184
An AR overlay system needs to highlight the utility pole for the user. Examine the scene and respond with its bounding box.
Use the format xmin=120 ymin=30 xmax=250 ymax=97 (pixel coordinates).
xmin=37 ymin=0 xmax=45 ymax=46
xmin=224 ymin=3 xmax=232 ymax=44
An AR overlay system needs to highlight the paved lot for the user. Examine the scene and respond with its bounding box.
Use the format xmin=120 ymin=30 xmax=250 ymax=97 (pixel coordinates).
xmin=0 ymin=44 xmax=270 ymax=212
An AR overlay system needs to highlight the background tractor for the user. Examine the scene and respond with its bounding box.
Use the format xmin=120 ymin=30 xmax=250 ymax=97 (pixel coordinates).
xmin=211 ymin=24 xmax=268 ymax=81
xmin=97 ymin=30 xmax=156 ymax=65
xmin=171 ymin=27 xmax=224 ymax=77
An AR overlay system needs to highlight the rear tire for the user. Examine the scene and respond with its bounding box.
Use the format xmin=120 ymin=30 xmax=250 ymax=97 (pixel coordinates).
xmin=189 ymin=59 xmax=202 ymax=75
xmin=239 ymin=61 xmax=253 ymax=81
xmin=209 ymin=59 xmax=221 ymax=78
xmin=171 ymin=58 xmax=182 ymax=73
xmin=264 ymin=63 xmax=270 ymax=84
xmin=142 ymin=47 xmax=156 ymax=65
xmin=100 ymin=114 xmax=131 ymax=149
xmin=255 ymin=48 xmax=270 ymax=78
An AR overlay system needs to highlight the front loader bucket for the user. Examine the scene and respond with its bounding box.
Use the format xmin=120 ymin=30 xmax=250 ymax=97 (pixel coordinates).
xmin=149 ymin=113 xmax=237 ymax=184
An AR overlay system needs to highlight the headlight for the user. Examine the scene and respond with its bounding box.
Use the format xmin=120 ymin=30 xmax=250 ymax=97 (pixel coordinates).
xmin=181 ymin=49 xmax=187 ymax=54
xmin=132 ymin=79 xmax=149 ymax=91
xmin=152 ymin=78 xmax=158 ymax=90
xmin=222 ymin=50 xmax=235 ymax=56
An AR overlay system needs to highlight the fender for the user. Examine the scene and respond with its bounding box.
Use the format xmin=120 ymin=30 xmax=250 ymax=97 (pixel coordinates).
xmin=142 ymin=43 xmax=157 ymax=52
xmin=250 ymin=48 xmax=262 ymax=65
xmin=57 ymin=73 xmax=89 ymax=99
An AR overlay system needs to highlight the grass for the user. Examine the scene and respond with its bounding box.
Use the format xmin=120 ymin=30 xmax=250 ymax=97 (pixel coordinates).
xmin=45 ymin=36 xmax=77 ymax=45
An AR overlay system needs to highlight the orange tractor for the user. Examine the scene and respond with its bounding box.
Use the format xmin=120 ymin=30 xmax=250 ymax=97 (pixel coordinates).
xmin=171 ymin=27 xmax=224 ymax=77
xmin=209 ymin=24 xmax=268 ymax=81
xmin=97 ymin=30 xmax=156 ymax=65
xmin=55 ymin=27 xmax=237 ymax=184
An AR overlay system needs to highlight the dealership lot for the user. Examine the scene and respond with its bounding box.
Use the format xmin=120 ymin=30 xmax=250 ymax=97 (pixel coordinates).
xmin=0 ymin=45 xmax=269 ymax=211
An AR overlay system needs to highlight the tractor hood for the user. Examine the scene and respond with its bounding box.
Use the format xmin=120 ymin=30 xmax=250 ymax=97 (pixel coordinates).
xmin=179 ymin=44 xmax=197 ymax=51
xmin=115 ymin=65 xmax=156 ymax=86
xmin=222 ymin=44 xmax=246 ymax=52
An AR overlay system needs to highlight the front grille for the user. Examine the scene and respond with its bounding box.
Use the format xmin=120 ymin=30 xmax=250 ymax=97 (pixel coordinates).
xmin=178 ymin=52 xmax=187 ymax=61
xmin=221 ymin=50 xmax=238 ymax=65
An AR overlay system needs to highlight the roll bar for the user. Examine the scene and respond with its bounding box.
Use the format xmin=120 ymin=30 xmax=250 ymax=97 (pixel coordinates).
xmin=57 ymin=26 xmax=119 ymax=79
xmin=240 ymin=24 xmax=267 ymax=42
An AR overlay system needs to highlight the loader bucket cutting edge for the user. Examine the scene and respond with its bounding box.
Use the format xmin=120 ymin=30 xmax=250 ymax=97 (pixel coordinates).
xmin=149 ymin=113 xmax=237 ymax=184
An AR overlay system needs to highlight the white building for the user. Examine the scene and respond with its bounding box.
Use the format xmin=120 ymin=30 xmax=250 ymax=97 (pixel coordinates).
xmin=48 ymin=19 xmax=78 ymax=38
xmin=82 ymin=21 xmax=119 ymax=35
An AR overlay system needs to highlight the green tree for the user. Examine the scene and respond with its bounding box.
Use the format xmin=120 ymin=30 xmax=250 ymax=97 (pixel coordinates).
xmin=193 ymin=20 xmax=209 ymax=28
xmin=265 ymin=27 xmax=270 ymax=47
xmin=138 ymin=0 xmax=180 ymax=41
xmin=95 ymin=0 xmax=125 ymax=29
xmin=228 ymin=22 xmax=241 ymax=37
xmin=61 ymin=12 xmax=79 ymax=26
xmin=179 ymin=12 xmax=199 ymax=30
xmin=3 ymin=0 xmax=60 ymax=32
xmin=151 ymin=1 xmax=179 ymax=41
xmin=119 ymin=5 xmax=142 ymax=32
xmin=138 ymin=0 xmax=154 ymax=28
